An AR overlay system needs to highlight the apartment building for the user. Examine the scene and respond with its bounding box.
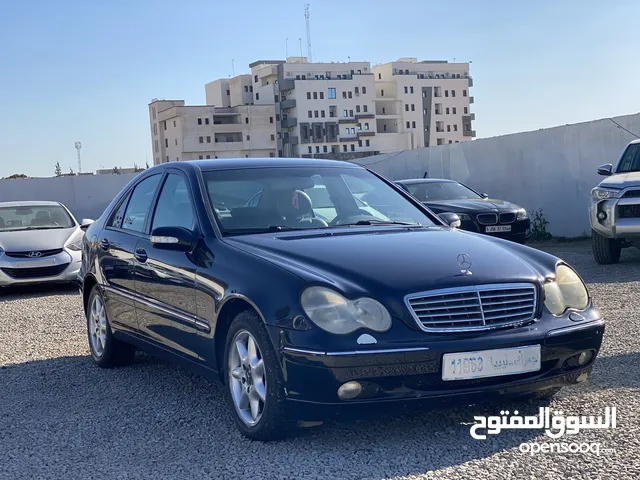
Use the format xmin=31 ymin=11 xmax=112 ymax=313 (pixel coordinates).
xmin=372 ymin=58 xmax=475 ymax=148
xmin=149 ymin=99 xmax=276 ymax=164
xmin=250 ymin=57 xmax=389 ymax=159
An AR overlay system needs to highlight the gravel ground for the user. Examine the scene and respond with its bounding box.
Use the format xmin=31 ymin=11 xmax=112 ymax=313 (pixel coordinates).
xmin=1 ymin=241 xmax=639 ymax=480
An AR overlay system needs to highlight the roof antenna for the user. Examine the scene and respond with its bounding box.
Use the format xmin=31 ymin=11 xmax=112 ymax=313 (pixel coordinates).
xmin=423 ymin=171 xmax=428 ymax=178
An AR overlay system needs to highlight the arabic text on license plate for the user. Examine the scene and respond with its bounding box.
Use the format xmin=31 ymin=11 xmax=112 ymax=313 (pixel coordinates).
xmin=486 ymin=225 xmax=511 ymax=233
xmin=442 ymin=345 xmax=541 ymax=381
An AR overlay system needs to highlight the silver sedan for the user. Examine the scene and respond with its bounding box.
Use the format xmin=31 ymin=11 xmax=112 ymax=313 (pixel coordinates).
xmin=0 ymin=201 xmax=93 ymax=287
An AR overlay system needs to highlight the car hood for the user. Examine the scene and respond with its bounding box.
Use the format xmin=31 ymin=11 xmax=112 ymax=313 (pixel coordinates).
xmin=422 ymin=198 xmax=520 ymax=213
xmin=0 ymin=227 xmax=78 ymax=252
xmin=225 ymin=227 xmax=556 ymax=298
xmin=599 ymin=172 xmax=640 ymax=189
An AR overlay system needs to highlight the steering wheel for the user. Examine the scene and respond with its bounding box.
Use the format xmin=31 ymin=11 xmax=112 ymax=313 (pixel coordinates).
xmin=329 ymin=208 xmax=375 ymax=226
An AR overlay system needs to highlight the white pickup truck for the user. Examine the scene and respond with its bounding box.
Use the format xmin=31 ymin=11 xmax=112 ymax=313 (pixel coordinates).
xmin=590 ymin=139 xmax=640 ymax=264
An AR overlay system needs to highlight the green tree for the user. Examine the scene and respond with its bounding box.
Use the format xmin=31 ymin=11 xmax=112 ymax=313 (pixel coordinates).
xmin=112 ymin=166 xmax=121 ymax=175
xmin=54 ymin=162 xmax=62 ymax=177
xmin=3 ymin=173 xmax=27 ymax=179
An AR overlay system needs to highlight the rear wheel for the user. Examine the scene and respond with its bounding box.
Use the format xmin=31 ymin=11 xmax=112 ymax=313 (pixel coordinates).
xmin=223 ymin=310 xmax=293 ymax=441
xmin=592 ymin=230 xmax=621 ymax=264
xmin=86 ymin=286 xmax=135 ymax=368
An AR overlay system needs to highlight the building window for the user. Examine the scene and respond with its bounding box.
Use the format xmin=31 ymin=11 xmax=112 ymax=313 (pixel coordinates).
xmin=308 ymin=110 xmax=313 ymax=118
xmin=206 ymin=155 xmax=211 ymax=159
xmin=345 ymin=127 xmax=350 ymax=135
xmin=406 ymin=121 xmax=410 ymax=128
xmin=270 ymin=116 xmax=274 ymax=123
xmin=271 ymin=134 xmax=275 ymax=140
xmin=446 ymin=107 xmax=450 ymax=114
xmin=308 ymin=146 xmax=312 ymax=153
xmin=307 ymin=92 xmax=311 ymax=99
xmin=363 ymin=105 xmax=368 ymax=112
xmin=328 ymin=88 xmax=336 ymax=99
xmin=356 ymin=105 xmax=361 ymax=113
xmin=464 ymin=107 xmax=468 ymax=114
xmin=274 ymin=95 xmax=279 ymax=103
xmin=381 ymin=89 xmax=384 ymax=96
xmin=163 ymin=121 xmax=167 ymax=130
xmin=165 ymin=138 xmax=168 ymax=147
xmin=423 ymin=109 xmax=427 ymax=115
xmin=366 ymin=139 xmax=370 ymax=147
xmin=355 ymin=87 xmax=359 ymax=94
xmin=321 ymin=110 xmax=326 ymax=117
xmin=404 ymin=86 xmax=408 ymax=94
xmin=364 ymin=123 xmax=369 ymax=130
xmin=449 ymin=140 xmax=453 ymax=144
xmin=166 ymin=155 xmax=169 ymax=161
xmin=405 ymin=104 xmax=409 ymax=112
xmin=349 ymin=109 xmax=353 ymax=117
xmin=463 ymin=89 xmax=467 ymax=97
xmin=411 ymin=104 xmax=415 ymax=111
xmin=154 ymin=140 xmax=159 ymax=152
xmin=454 ymin=125 xmax=458 ymax=131
xmin=313 ymin=92 xmax=318 ymax=99
xmin=412 ymin=121 xmax=416 ymax=128
xmin=447 ymin=125 xmax=451 ymax=132
xmin=410 ymin=86 xmax=414 ymax=94
xmin=342 ymin=91 xmax=347 ymax=99
xmin=256 ymin=93 xmax=259 ymax=100
xmin=320 ymin=91 xmax=324 ymax=99
xmin=348 ymin=91 xmax=353 ymax=99
xmin=174 ymin=139 xmax=177 ymax=145
xmin=254 ymin=75 xmax=258 ymax=82
xmin=452 ymin=107 xmax=457 ymax=114
xmin=343 ymin=110 xmax=348 ymax=117
xmin=451 ymin=90 xmax=456 ymax=97
xmin=455 ymin=141 xmax=459 ymax=143
xmin=358 ymin=140 xmax=363 ymax=147
xmin=245 ymin=117 xmax=249 ymax=124
xmin=246 ymin=135 xmax=250 ymax=141
xmin=197 ymin=118 xmax=202 ymax=125
xmin=343 ymin=145 xmax=348 ymax=152
xmin=357 ymin=123 xmax=362 ymax=130
xmin=205 ymin=118 xmax=210 ymax=125
xmin=351 ymin=144 xmax=355 ymax=152
xmin=173 ymin=120 xmax=176 ymax=127
xmin=199 ymin=136 xmax=203 ymax=143
xmin=323 ymin=146 xmax=328 ymax=153
xmin=276 ymin=114 xmax=280 ymax=121
xmin=269 ymin=152 xmax=275 ymax=157
xmin=445 ymin=90 xmax=449 ymax=97
xmin=244 ymin=86 xmax=249 ymax=92
xmin=199 ymin=155 xmax=203 ymax=160
xmin=206 ymin=136 xmax=211 ymax=143
xmin=378 ymin=73 xmax=381 ymax=79
xmin=316 ymin=146 xmax=320 ymax=153
xmin=314 ymin=110 xmax=319 ymax=118
xmin=250 ymin=86 xmax=253 ymax=92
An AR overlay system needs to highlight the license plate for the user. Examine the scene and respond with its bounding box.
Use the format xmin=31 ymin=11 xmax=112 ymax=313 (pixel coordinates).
xmin=486 ymin=225 xmax=511 ymax=233
xmin=442 ymin=345 xmax=541 ymax=381
xmin=13 ymin=258 xmax=57 ymax=268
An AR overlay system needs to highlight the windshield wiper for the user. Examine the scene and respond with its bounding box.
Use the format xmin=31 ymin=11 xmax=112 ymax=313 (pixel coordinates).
xmin=223 ymin=225 xmax=319 ymax=235
xmin=341 ymin=220 xmax=420 ymax=226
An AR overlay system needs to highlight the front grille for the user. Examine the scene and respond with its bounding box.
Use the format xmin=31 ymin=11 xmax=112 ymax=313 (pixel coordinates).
xmin=476 ymin=213 xmax=498 ymax=225
xmin=618 ymin=205 xmax=640 ymax=219
xmin=406 ymin=283 xmax=537 ymax=332
xmin=4 ymin=248 xmax=64 ymax=259
xmin=1 ymin=264 xmax=69 ymax=279
xmin=622 ymin=190 xmax=640 ymax=198
xmin=499 ymin=212 xmax=516 ymax=224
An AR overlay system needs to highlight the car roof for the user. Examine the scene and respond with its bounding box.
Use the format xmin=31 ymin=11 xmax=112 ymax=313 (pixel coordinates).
xmin=0 ymin=201 xmax=62 ymax=207
xmin=396 ymin=178 xmax=458 ymax=185
xmin=153 ymin=158 xmax=363 ymax=172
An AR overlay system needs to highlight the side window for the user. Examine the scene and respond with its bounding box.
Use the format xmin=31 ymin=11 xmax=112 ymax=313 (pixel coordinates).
xmin=108 ymin=192 xmax=131 ymax=229
xmin=151 ymin=173 xmax=196 ymax=231
xmin=122 ymin=175 xmax=162 ymax=232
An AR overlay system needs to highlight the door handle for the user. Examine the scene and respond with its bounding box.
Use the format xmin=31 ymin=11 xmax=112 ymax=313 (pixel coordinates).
xmin=134 ymin=248 xmax=148 ymax=263
xmin=99 ymin=238 xmax=110 ymax=251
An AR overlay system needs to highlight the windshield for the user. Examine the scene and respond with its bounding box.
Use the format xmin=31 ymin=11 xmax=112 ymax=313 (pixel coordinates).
xmin=402 ymin=181 xmax=482 ymax=201
xmin=617 ymin=143 xmax=640 ymax=173
xmin=203 ymin=166 xmax=437 ymax=235
xmin=0 ymin=205 xmax=75 ymax=231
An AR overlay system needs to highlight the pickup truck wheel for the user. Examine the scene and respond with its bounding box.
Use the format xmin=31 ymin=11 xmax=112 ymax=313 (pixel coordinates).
xmin=592 ymin=230 xmax=621 ymax=264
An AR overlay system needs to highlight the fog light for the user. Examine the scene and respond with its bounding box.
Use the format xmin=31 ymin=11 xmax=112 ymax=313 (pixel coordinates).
xmin=578 ymin=351 xmax=592 ymax=365
xmin=337 ymin=381 xmax=363 ymax=400
xmin=597 ymin=211 xmax=607 ymax=221
xmin=576 ymin=372 xmax=589 ymax=383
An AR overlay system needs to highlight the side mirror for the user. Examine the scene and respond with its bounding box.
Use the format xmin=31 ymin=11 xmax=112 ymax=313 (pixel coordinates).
xmin=597 ymin=164 xmax=613 ymax=176
xmin=150 ymin=226 xmax=196 ymax=252
xmin=80 ymin=219 xmax=94 ymax=230
xmin=481 ymin=193 xmax=489 ymax=199
xmin=437 ymin=212 xmax=461 ymax=229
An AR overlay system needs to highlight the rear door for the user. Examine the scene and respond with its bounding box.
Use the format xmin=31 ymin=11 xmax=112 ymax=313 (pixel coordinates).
xmin=98 ymin=174 xmax=162 ymax=333
xmin=133 ymin=171 xmax=204 ymax=361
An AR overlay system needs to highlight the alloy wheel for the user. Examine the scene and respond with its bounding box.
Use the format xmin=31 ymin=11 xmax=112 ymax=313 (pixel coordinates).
xmin=228 ymin=329 xmax=267 ymax=426
xmin=88 ymin=295 xmax=107 ymax=357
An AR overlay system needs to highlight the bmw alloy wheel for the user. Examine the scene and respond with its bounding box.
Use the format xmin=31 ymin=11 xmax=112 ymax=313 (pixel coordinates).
xmin=228 ymin=329 xmax=267 ymax=426
xmin=88 ymin=295 xmax=107 ymax=357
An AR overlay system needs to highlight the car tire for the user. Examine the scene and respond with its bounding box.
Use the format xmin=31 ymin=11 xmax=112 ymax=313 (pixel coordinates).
xmin=592 ymin=230 xmax=621 ymax=264
xmin=223 ymin=309 xmax=293 ymax=441
xmin=86 ymin=286 xmax=135 ymax=368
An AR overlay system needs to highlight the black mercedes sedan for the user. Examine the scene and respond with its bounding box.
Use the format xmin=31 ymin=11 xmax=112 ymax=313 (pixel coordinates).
xmin=395 ymin=178 xmax=532 ymax=243
xmin=78 ymin=158 xmax=604 ymax=441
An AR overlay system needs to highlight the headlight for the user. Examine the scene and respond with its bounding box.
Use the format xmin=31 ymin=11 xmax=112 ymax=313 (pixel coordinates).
xmin=300 ymin=286 xmax=392 ymax=334
xmin=516 ymin=208 xmax=528 ymax=219
xmin=457 ymin=213 xmax=471 ymax=221
xmin=591 ymin=187 xmax=619 ymax=201
xmin=543 ymin=264 xmax=589 ymax=315
xmin=64 ymin=231 xmax=85 ymax=251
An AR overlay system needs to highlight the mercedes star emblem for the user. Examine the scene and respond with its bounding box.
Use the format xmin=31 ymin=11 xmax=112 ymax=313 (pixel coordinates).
xmin=457 ymin=253 xmax=472 ymax=274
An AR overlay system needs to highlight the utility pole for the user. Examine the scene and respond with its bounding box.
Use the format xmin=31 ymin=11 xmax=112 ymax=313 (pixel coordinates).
xmin=304 ymin=4 xmax=313 ymax=62
xmin=74 ymin=142 xmax=82 ymax=173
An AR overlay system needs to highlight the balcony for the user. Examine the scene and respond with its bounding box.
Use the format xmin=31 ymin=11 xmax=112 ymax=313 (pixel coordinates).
xmin=463 ymin=130 xmax=477 ymax=137
xmin=281 ymin=117 xmax=298 ymax=128
xmin=283 ymin=135 xmax=299 ymax=145
xmin=355 ymin=113 xmax=375 ymax=120
xmin=470 ymin=113 xmax=476 ymax=121
xmin=358 ymin=131 xmax=375 ymax=138
xmin=338 ymin=117 xmax=358 ymax=124
xmin=469 ymin=96 xmax=474 ymax=104
xmin=468 ymin=76 xmax=474 ymax=87
xmin=279 ymin=79 xmax=295 ymax=92
xmin=281 ymin=99 xmax=296 ymax=109
xmin=339 ymin=136 xmax=358 ymax=142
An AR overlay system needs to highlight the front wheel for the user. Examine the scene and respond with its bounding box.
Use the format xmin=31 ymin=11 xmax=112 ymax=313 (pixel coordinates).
xmin=592 ymin=230 xmax=621 ymax=264
xmin=223 ymin=310 xmax=293 ymax=441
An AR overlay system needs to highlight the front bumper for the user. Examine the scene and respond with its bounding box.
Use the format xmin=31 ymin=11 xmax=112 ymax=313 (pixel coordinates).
xmin=0 ymin=249 xmax=82 ymax=287
xmin=272 ymin=315 xmax=604 ymax=417
xmin=590 ymin=190 xmax=640 ymax=239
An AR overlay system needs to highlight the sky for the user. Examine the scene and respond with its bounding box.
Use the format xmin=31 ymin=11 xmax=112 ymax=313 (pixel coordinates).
xmin=1 ymin=0 xmax=639 ymax=178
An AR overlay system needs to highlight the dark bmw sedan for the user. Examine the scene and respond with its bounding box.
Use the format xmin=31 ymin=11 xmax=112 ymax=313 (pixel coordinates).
xmin=395 ymin=178 xmax=532 ymax=243
xmin=79 ymin=158 xmax=604 ymax=441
